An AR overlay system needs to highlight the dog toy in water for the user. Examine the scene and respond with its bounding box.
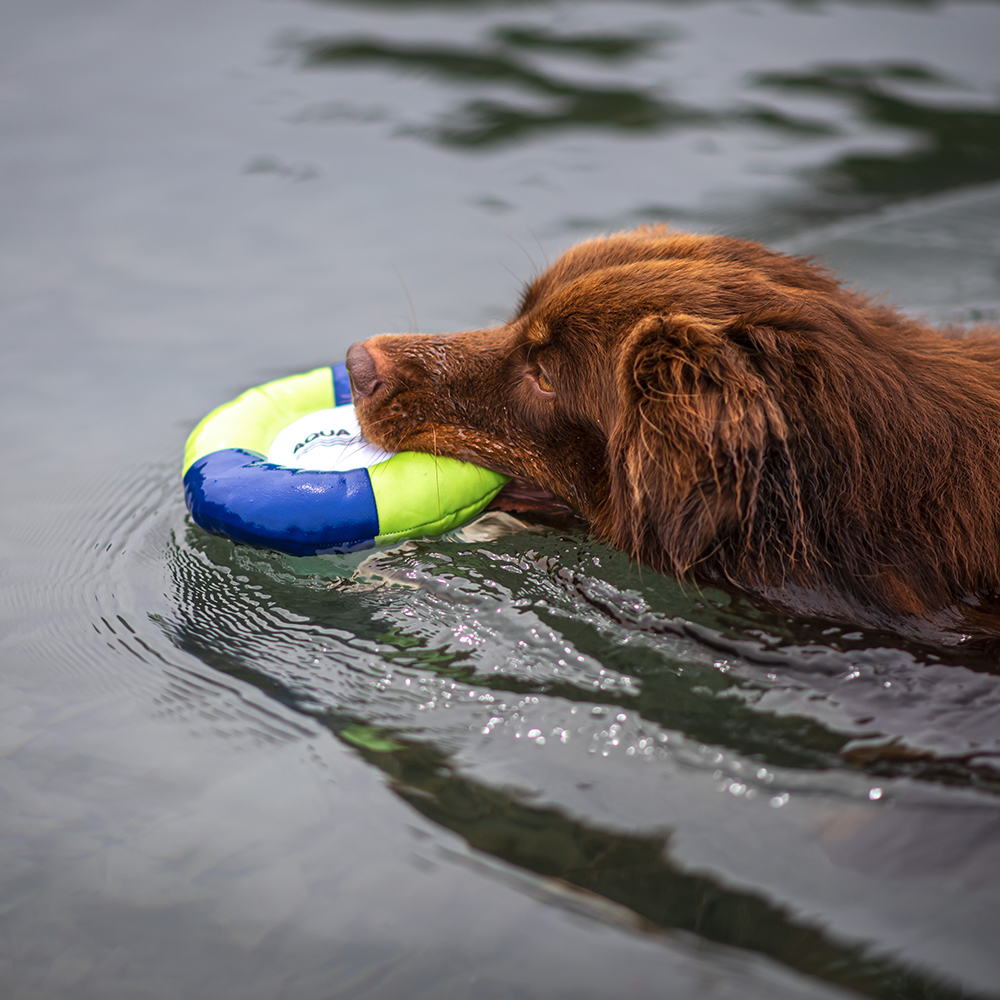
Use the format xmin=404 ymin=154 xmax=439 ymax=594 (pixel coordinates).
xmin=182 ymin=363 xmax=509 ymax=555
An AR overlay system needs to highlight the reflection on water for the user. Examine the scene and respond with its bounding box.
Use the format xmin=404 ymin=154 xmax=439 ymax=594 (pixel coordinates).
xmin=159 ymin=516 xmax=1000 ymax=998
xmin=378 ymin=742 xmax=968 ymax=1000
xmin=756 ymin=62 xmax=1000 ymax=203
xmin=299 ymin=31 xmax=703 ymax=148
xmin=488 ymin=24 xmax=674 ymax=60
xmin=295 ymin=14 xmax=1000 ymax=214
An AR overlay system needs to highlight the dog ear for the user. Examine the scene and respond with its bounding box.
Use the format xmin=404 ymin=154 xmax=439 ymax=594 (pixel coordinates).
xmin=604 ymin=312 xmax=801 ymax=580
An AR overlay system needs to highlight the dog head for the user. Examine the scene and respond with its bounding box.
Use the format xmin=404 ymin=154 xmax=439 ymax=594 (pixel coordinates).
xmin=353 ymin=230 xmax=843 ymax=561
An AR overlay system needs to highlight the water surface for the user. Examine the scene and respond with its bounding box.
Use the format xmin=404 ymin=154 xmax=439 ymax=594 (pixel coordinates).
xmin=2 ymin=0 xmax=1000 ymax=997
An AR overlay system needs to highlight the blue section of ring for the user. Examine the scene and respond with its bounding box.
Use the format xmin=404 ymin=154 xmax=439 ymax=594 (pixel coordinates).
xmin=332 ymin=362 xmax=353 ymax=407
xmin=183 ymin=448 xmax=378 ymax=556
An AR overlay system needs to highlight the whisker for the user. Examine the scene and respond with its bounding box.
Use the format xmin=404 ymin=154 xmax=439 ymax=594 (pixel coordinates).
xmin=392 ymin=265 xmax=419 ymax=334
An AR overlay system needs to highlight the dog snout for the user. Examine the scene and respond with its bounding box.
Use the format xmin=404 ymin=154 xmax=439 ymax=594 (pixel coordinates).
xmin=345 ymin=341 xmax=383 ymax=399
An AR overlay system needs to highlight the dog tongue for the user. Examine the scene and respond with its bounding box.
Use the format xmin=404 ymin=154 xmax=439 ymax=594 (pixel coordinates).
xmin=489 ymin=477 xmax=572 ymax=515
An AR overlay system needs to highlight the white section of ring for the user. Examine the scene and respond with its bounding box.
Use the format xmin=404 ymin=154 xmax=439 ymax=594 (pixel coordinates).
xmin=267 ymin=406 xmax=395 ymax=472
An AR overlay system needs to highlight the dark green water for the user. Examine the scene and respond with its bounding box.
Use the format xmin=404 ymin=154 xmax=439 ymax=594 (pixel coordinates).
xmin=2 ymin=1 xmax=1000 ymax=998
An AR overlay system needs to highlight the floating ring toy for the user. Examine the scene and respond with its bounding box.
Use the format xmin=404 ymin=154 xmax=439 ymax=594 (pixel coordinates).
xmin=182 ymin=363 xmax=509 ymax=556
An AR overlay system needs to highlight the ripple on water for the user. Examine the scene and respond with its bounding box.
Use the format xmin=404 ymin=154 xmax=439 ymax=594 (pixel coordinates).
xmin=147 ymin=513 xmax=1000 ymax=997
xmin=160 ymin=521 xmax=1000 ymax=801
xmin=1 ymin=462 xmax=315 ymax=749
xmin=1 ymin=464 xmax=179 ymax=688
xmin=20 ymin=467 xmax=996 ymax=999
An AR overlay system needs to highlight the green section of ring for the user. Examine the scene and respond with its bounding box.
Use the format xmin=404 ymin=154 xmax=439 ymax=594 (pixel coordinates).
xmin=370 ymin=452 xmax=509 ymax=545
xmin=182 ymin=368 xmax=335 ymax=476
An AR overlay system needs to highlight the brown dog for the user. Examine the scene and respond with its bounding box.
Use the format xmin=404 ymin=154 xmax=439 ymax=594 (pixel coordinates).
xmin=347 ymin=226 xmax=1000 ymax=641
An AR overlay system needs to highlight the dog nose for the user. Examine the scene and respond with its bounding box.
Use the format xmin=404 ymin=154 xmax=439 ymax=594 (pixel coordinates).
xmin=345 ymin=342 xmax=382 ymax=398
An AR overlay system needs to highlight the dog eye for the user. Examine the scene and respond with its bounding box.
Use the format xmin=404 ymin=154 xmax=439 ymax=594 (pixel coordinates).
xmin=535 ymin=370 xmax=555 ymax=394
